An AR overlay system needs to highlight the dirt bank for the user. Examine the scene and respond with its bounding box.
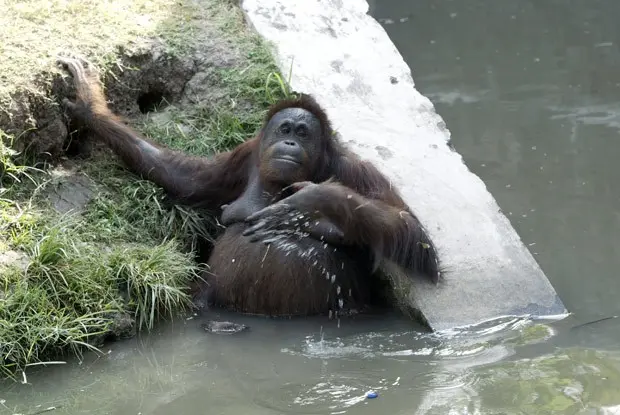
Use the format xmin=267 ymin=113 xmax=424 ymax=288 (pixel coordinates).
xmin=0 ymin=0 xmax=290 ymax=380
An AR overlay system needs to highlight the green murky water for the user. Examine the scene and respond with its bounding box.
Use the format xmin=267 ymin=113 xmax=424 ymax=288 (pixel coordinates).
xmin=3 ymin=313 xmax=620 ymax=414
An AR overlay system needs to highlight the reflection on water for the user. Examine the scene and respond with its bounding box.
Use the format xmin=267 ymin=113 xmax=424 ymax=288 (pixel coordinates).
xmin=4 ymin=0 xmax=620 ymax=413
xmin=417 ymin=348 xmax=620 ymax=414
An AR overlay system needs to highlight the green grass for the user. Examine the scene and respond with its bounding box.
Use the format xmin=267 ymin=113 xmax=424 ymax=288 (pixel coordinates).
xmin=0 ymin=0 xmax=293 ymax=381
xmin=0 ymin=205 xmax=200 ymax=380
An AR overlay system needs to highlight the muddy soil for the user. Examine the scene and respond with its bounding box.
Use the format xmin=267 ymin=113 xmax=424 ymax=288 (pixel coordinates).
xmin=0 ymin=6 xmax=250 ymax=216
xmin=1 ymin=26 xmax=241 ymax=163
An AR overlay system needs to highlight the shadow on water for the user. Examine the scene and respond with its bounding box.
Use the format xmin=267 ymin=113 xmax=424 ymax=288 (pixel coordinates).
xmin=5 ymin=0 xmax=620 ymax=413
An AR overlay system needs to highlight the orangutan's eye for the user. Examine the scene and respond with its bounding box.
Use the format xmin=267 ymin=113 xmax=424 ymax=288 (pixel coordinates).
xmin=295 ymin=125 xmax=308 ymax=138
xmin=279 ymin=122 xmax=291 ymax=134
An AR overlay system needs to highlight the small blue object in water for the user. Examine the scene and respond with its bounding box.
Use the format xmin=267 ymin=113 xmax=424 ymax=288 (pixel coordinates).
xmin=366 ymin=391 xmax=378 ymax=399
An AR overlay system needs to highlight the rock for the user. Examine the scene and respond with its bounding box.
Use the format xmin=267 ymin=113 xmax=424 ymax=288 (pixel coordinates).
xmin=46 ymin=165 xmax=96 ymax=214
xmin=0 ymin=250 xmax=29 ymax=301
xmin=201 ymin=320 xmax=249 ymax=335
xmin=109 ymin=312 xmax=137 ymax=340
xmin=0 ymin=250 xmax=29 ymax=272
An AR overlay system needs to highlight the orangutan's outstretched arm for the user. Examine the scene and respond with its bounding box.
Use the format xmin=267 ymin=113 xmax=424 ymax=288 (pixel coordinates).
xmin=57 ymin=57 xmax=254 ymax=209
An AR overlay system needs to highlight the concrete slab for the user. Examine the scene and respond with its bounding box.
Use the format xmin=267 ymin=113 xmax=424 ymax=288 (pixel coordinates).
xmin=241 ymin=0 xmax=568 ymax=331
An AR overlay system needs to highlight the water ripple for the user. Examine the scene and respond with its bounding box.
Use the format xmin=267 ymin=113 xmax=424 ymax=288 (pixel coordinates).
xmin=274 ymin=316 xmax=556 ymax=413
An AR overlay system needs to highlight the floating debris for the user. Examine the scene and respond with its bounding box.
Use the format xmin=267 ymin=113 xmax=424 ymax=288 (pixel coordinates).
xmin=366 ymin=391 xmax=378 ymax=399
xmin=201 ymin=320 xmax=249 ymax=335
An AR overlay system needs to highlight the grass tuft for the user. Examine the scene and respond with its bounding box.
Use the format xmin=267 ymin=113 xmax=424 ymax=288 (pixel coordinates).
xmin=0 ymin=207 xmax=201 ymax=380
xmin=109 ymin=241 xmax=199 ymax=330
xmin=0 ymin=133 xmax=42 ymax=192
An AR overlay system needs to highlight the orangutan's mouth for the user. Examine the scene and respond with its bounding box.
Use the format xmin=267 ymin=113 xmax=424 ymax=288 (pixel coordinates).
xmin=274 ymin=156 xmax=301 ymax=165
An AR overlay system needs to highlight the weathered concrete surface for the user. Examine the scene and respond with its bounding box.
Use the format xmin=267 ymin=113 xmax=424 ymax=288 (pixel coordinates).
xmin=241 ymin=0 xmax=568 ymax=331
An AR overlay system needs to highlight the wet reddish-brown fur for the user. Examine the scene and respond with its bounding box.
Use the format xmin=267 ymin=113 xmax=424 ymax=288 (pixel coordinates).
xmin=58 ymin=57 xmax=440 ymax=317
